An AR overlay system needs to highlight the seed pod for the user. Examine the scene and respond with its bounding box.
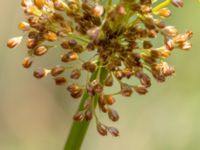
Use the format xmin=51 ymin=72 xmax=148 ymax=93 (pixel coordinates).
xmin=33 ymin=68 xmax=49 ymax=79
xmin=34 ymin=46 xmax=48 ymax=56
xmin=105 ymin=74 xmax=113 ymax=87
xmin=70 ymin=69 xmax=81 ymax=79
xmin=122 ymin=68 xmax=134 ymax=79
xmin=51 ymin=65 xmax=65 ymax=76
xmin=18 ymin=22 xmax=30 ymax=31
xmin=82 ymin=61 xmax=96 ymax=73
xmin=68 ymin=39 xmax=77 ymax=47
xmin=73 ymin=111 xmax=84 ymax=122
xmin=7 ymin=36 xmax=23 ymax=48
xmin=114 ymin=70 xmax=124 ymax=80
xmin=61 ymin=52 xmax=79 ymax=62
xmin=172 ymin=0 xmax=184 ymax=8
xmin=54 ymin=0 xmax=69 ymax=11
xmin=136 ymin=72 xmax=151 ymax=88
xmin=108 ymin=127 xmax=119 ymax=137
xmin=99 ymin=94 xmax=106 ymax=106
xmin=21 ymin=0 xmax=33 ymax=7
xmin=54 ymin=77 xmax=67 ymax=85
xmin=22 ymin=56 xmax=33 ymax=68
xmin=179 ymin=41 xmax=192 ymax=50
xmin=43 ymin=31 xmax=57 ymax=42
xmin=85 ymin=109 xmax=93 ymax=121
xmin=97 ymin=123 xmax=108 ymax=136
xmin=120 ymin=83 xmax=133 ymax=97
xmin=108 ymin=109 xmax=119 ymax=122
xmin=143 ymin=41 xmax=152 ymax=49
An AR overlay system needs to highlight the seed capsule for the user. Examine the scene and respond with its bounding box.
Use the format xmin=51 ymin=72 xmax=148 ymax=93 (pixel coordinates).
xmin=105 ymin=95 xmax=115 ymax=105
xmin=7 ymin=36 xmax=23 ymax=48
xmin=134 ymin=85 xmax=148 ymax=95
xmin=157 ymin=8 xmax=171 ymax=18
xmin=54 ymin=77 xmax=67 ymax=85
xmin=51 ymin=65 xmax=65 ymax=76
xmin=34 ymin=0 xmax=47 ymax=9
xmin=67 ymin=84 xmax=83 ymax=99
xmin=27 ymin=38 xmax=38 ymax=49
xmin=92 ymin=5 xmax=104 ymax=17
xmin=108 ymin=109 xmax=119 ymax=122
xmin=22 ymin=57 xmax=33 ymax=68
xmin=34 ymin=46 xmax=48 ymax=56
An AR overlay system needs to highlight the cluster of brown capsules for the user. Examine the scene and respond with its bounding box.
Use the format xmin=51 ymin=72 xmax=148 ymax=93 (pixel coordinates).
xmin=7 ymin=0 xmax=192 ymax=136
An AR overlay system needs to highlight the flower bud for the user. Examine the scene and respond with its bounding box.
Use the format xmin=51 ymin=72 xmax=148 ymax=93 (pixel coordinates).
xmin=33 ymin=68 xmax=49 ymax=79
xmin=7 ymin=36 xmax=23 ymax=48
xmin=108 ymin=127 xmax=119 ymax=137
xmin=108 ymin=109 xmax=119 ymax=122
xmin=34 ymin=46 xmax=48 ymax=56
xmin=61 ymin=52 xmax=79 ymax=62
xmin=73 ymin=111 xmax=84 ymax=121
xmin=51 ymin=65 xmax=65 ymax=76
xmin=85 ymin=110 xmax=93 ymax=121
xmin=43 ymin=31 xmax=57 ymax=42
xmin=67 ymin=84 xmax=83 ymax=99
xmin=34 ymin=0 xmax=47 ymax=9
xmin=120 ymin=84 xmax=133 ymax=97
xmin=105 ymin=74 xmax=113 ymax=87
xmin=54 ymin=77 xmax=67 ymax=85
xmin=105 ymin=95 xmax=115 ymax=105
xmin=92 ymin=5 xmax=104 ymax=17
xmin=97 ymin=123 xmax=108 ymax=136
xmin=163 ymin=26 xmax=178 ymax=37
xmin=157 ymin=8 xmax=171 ymax=18
xmin=18 ymin=22 xmax=30 ymax=31
xmin=22 ymin=57 xmax=33 ymax=68
xmin=172 ymin=0 xmax=184 ymax=8
xmin=27 ymin=38 xmax=38 ymax=49
xmin=70 ymin=69 xmax=81 ymax=79
xmin=134 ymin=85 xmax=148 ymax=95
xmin=82 ymin=61 xmax=97 ymax=73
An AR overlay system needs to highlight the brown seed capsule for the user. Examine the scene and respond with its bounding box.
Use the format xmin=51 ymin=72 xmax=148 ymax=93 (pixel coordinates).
xmin=34 ymin=46 xmax=48 ymax=56
xmin=114 ymin=70 xmax=124 ymax=80
xmin=104 ymin=74 xmax=113 ymax=87
xmin=143 ymin=41 xmax=152 ymax=49
xmin=91 ymin=80 xmax=103 ymax=94
xmin=163 ymin=26 xmax=178 ymax=37
xmin=70 ymin=69 xmax=81 ymax=79
xmin=21 ymin=0 xmax=33 ymax=7
xmin=51 ymin=65 xmax=65 ymax=76
xmin=22 ymin=57 xmax=33 ymax=68
xmin=61 ymin=52 xmax=79 ymax=62
xmin=73 ymin=111 xmax=84 ymax=122
xmin=43 ymin=31 xmax=57 ymax=42
xmin=97 ymin=123 xmax=108 ymax=136
xmin=99 ymin=94 xmax=106 ymax=106
xmin=61 ymin=41 xmax=71 ymax=49
xmin=108 ymin=127 xmax=119 ymax=137
xmin=136 ymin=72 xmax=151 ymax=88
xmin=120 ymin=84 xmax=133 ymax=97
xmin=179 ymin=41 xmax=192 ymax=50
xmin=165 ymin=39 xmax=174 ymax=51
xmin=18 ymin=22 xmax=30 ymax=31
xmin=54 ymin=77 xmax=67 ymax=85
xmin=108 ymin=109 xmax=119 ymax=122
xmin=82 ymin=61 xmax=97 ymax=73
xmin=7 ymin=36 xmax=23 ymax=48
xmin=34 ymin=0 xmax=47 ymax=9
xmin=85 ymin=109 xmax=93 ymax=121
xmin=33 ymin=68 xmax=48 ymax=79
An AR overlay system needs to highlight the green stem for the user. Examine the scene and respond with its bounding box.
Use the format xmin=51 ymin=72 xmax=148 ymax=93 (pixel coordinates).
xmin=152 ymin=0 xmax=172 ymax=12
xmin=64 ymin=67 xmax=108 ymax=150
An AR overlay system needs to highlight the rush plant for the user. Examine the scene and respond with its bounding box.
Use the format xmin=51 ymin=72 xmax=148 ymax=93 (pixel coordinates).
xmin=7 ymin=0 xmax=192 ymax=150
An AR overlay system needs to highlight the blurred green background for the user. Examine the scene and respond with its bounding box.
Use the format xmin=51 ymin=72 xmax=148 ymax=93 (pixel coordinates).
xmin=1 ymin=1 xmax=200 ymax=150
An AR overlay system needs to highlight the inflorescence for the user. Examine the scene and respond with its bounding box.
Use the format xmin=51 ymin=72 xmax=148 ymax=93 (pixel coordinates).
xmin=7 ymin=0 xmax=192 ymax=137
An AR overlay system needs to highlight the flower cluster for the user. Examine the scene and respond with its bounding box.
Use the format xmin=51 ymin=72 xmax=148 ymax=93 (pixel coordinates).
xmin=7 ymin=0 xmax=192 ymax=137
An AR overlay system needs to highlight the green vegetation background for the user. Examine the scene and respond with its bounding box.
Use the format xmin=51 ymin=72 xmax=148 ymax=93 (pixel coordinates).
xmin=0 ymin=1 xmax=200 ymax=150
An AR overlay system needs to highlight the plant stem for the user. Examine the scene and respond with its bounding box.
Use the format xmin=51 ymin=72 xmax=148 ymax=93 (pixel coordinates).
xmin=64 ymin=67 xmax=108 ymax=150
xmin=152 ymin=0 xmax=172 ymax=12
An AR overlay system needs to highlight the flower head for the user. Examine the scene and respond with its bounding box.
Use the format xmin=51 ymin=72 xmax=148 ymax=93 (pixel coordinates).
xmin=7 ymin=0 xmax=192 ymax=136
